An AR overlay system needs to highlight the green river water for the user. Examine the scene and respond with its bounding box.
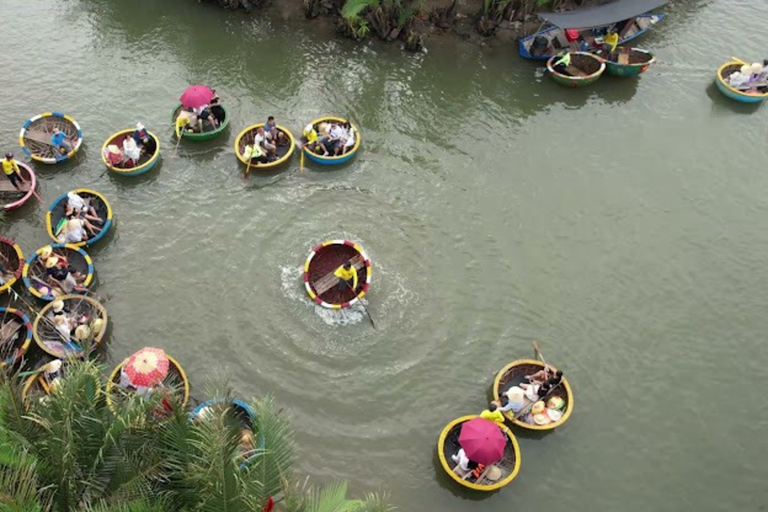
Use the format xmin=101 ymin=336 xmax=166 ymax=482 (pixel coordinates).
xmin=1 ymin=0 xmax=767 ymax=510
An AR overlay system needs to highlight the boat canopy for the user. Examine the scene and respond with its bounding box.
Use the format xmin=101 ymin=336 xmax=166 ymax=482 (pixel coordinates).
xmin=538 ymin=0 xmax=667 ymax=30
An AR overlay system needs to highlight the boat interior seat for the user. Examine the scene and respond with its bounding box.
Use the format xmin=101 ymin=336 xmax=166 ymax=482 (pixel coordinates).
xmin=23 ymin=130 xmax=56 ymax=146
xmin=312 ymin=254 xmax=365 ymax=296
xmin=0 ymin=180 xmax=29 ymax=193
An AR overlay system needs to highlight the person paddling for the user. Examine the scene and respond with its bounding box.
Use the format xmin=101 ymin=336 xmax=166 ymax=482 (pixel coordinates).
xmin=2 ymin=153 xmax=23 ymax=190
xmin=334 ymin=261 xmax=358 ymax=292
xmin=552 ymin=52 xmax=571 ymax=74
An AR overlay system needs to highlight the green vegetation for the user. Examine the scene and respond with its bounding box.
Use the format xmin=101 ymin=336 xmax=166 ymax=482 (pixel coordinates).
xmin=0 ymin=360 xmax=394 ymax=512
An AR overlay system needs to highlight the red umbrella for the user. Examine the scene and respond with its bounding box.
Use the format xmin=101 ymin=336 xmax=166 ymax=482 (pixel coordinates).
xmin=124 ymin=347 xmax=169 ymax=388
xmin=180 ymin=85 xmax=214 ymax=109
xmin=458 ymin=417 xmax=507 ymax=466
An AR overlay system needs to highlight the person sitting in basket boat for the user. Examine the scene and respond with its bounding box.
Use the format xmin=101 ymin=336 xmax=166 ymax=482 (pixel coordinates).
xmin=341 ymin=121 xmax=356 ymax=154
xmin=264 ymin=116 xmax=288 ymax=147
xmin=480 ymin=402 xmax=505 ymax=425
xmin=334 ymin=261 xmax=358 ymax=292
xmin=2 ymin=153 xmax=23 ymax=190
xmin=552 ymin=52 xmax=571 ymax=75
xmin=59 ymin=218 xmax=100 ymax=244
xmin=327 ymin=122 xmax=346 ymax=156
xmin=176 ymin=110 xmax=195 ymax=135
xmin=140 ymin=131 xmax=157 ymax=158
xmin=519 ymin=380 xmax=552 ymax=402
xmin=132 ymin=122 xmax=149 ymax=145
xmin=0 ymin=252 xmax=11 ymax=285
xmin=243 ymin=143 xmax=269 ymax=165
xmin=210 ymin=95 xmax=226 ymax=126
xmin=495 ymin=386 xmax=526 ymax=414
xmin=122 ymin=133 xmax=141 ymax=166
xmin=253 ymin=126 xmax=277 ymax=161
xmin=51 ymin=128 xmax=73 ymax=154
xmin=45 ymin=256 xmax=87 ymax=294
xmin=193 ymin=104 xmax=217 ymax=133
xmin=65 ymin=192 xmax=101 ymax=222
xmin=301 ymin=123 xmax=324 ymax=155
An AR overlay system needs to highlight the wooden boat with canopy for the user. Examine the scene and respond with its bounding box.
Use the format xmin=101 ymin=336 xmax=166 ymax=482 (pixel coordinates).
xmin=601 ymin=47 xmax=656 ymax=77
xmin=101 ymin=129 xmax=161 ymax=176
xmin=493 ymin=359 xmax=573 ymax=431
xmin=1 ymin=161 xmax=37 ymax=211
xmin=437 ymin=415 xmax=521 ymax=491
xmin=235 ymin=123 xmax=296 ymax=171
xmin=106 ymin=354 xmax=190 ymax=413
xmin=171 ymin=103 xmax=230 ymax=142
xmin=519 ymin=0 xmax=666 ymax=61
xmin=0 ymin=237 xmax=24 ymax=295
xmin=32 ymin=295 xmax=108 ymax=358
xmin=715 ymin=61 xmax=768 ymax=104
xmin=191 ymin=398 xmax=262 ymax=469
xmin=22 ymin=244 xmax=94 ymax=301
xmin=19 ymin=112 xmax=83 ymax=164
xmin=45 ymin=189 xmax=114 ymax=247
xmin=302 ymin=116 xmax=360 ymax=166
xmin=0 ymin=308 xmax=33 ymax=367
xmin=547 ymin=52 xmax=605 ymax=87
xmin=303 ymin=239 xmax=372 ymax=309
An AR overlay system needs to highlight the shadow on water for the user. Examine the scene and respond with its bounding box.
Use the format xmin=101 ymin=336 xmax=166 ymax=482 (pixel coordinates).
xmin=431 ymin=448 xmax=501 ymax=501
xmin=704 ymin=82 xmax=763 ymax=115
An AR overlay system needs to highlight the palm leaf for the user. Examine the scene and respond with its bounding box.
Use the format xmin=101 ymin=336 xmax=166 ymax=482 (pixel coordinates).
xmin=341 ymin=0 xmax=380 ymax=20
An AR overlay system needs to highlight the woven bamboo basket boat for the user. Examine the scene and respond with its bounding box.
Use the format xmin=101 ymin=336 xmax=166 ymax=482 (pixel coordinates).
xmin=303 ymin=240 xmax=372 ymax=309
xmin=0 ymin=237 xmax=24 ymax=295
xmin=0 ymin=308 xmax=33 ymax=367
xmin=301 ymin=116 xmax=360 ymax=166
xmin=172 ymin=103 xmax=230 ymax=142
xmin=106 ymin=355 xmax=190 ymax=413
xmin=493 ymin=359 xmax=573 ymax=430
xmin=19 ymin=112 xmax=83 ymax=164
xmin=0 ymin=161 xmax=37 ymax=211
xmin=32 ymin=295 xmax=108 ymax=358
xmin=602 ymin=47 xmax=656 ymax=77
xmin=715 ymin=61 xmax=768 ymax=104
xmin=22 ymin=244 xmax=94 ymax=301
xmin=547 ymin=52 xmax=605 ymax=87
xmin=45 ymin=189 xmax=114 ymax=247
xmin=437 ymin=415 xmax=521 ymax=491
xmin=234 ymin=123 xmax=296 ymax=170
xmin=101 ymin=129 xmax=161 ymax=176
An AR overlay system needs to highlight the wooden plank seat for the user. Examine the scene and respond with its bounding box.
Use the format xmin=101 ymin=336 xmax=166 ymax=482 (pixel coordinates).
xmin=0 ymin=180 xmax=29 ymax=193
xmin=312 ymin=255 xmax=364 ymax=296
xmin=23 ymin=130 xmax=56 ymax=146
xmin=564 ymin=65 xmax=588 ymax=77
xmin=618 ymin=53 xmax=631 ymax=65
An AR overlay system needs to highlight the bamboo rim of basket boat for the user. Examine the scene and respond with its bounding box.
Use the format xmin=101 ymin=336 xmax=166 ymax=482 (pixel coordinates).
xmin=493 ymin=359 xmax=573 ymax=431
xmin=171 ymin=103 xmax=230 ymax=140
xmin=32 ymin=294 xmax=108 ymax=358
xmin=45 ymin=188 xmax=114 ymax=247
xmin=19 ymin=112 xmax=83 ymax=164
xmin=303 ymin=239 xmax=372 ymax=309
xmin=437 ymin=415 xmax=521 ymax=491
xmin=1 ymin=161 xmax=37 ymax=211
xmin=0 ymin=237 xmax=24 ymax=294
xmin=100 ymin=129 xmax=161 ymax=174
xmin=105 ymin=355 xmax=190 ymax=413
xmin=302 ymin=116 xmax=361 ymax=162
xmin=546 ymin=51 xmax=606 ymax=81
xmin=716 ymin=61 xmax=768 ymax=99
xmin=22 ymin=244 xmax=94 ymax=301
xmin=0 ymin=307 xmax=33 ymax=367
xmin=234 ymin=123 xmax=296 ymax=169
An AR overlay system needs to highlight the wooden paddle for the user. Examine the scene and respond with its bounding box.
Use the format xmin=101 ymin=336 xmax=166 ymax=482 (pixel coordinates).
xmin=731 ymin=56 xmax=747 ymax=65
xmin=299 ymin=147 xmax=305 ymax=173
xmin=341 ymin=278 xmax=376 ymax=330
xmin=532 ymin=341 xmax=547 ymax=366
xmin=244 ymin=145 xmax=254 ymax=179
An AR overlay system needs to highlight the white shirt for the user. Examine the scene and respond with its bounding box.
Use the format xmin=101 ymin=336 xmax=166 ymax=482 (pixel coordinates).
xmin=67 ymin=193 xmax=85 ymax=211
xmin=63 ymin=221 xmax=86 ymax=243
xmin=344 ymin=127 xmax=356 ymax=148
xmin=329 ymin=125 xmax=344 ymax=139
xmin=452 ymin=448 xmax=470 ymax=471
xmin=254 ymin=132 xmax=266 ymax=147
xmin=193 ymin=105 xmax=209 ymax=116
xmin=123 ymin=136 xmax=140 ymax=160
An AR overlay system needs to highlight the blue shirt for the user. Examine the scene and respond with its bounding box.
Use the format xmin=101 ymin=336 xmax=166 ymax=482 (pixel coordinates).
xmin=265 ymin=121 xmax=275 ymax=132
xmin=51 ymin=132 xmax=66 ymax=146
xmin=132 ymin=129 xmax=148 ymax=144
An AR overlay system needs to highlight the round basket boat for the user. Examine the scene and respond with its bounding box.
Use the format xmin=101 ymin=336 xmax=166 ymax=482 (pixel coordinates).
xmin=547 ymin=52 xmax=606 ymax=87
xmin=22 ymin=244 xmax=94 ymax=301
xmin=303 ymin=240 xmax=372 ymax=309
xmin=715 ymin=61 xmax=768 ymax=104
xmin=19 ymin=112 xmax=83 ymax=164
xmin=493 ymin=359 xmax=573 ymax=431
xmin=191 ymin=398 xmax=263 ymax=469
xmin=0 ymin=237 xmax=24 ymax=295
xmin=172 ymin=103 xmax=230 ymax=142
xmin=235 ymin=123 xmax=296 ymax=170
xmin=0 ymin=308 xmax=33 ymax=366
xmin=603 ymin=47 xmax=655 ymax=77
xmin=302 ymin=116 xmax=361 ymax=166
xmin=106 ymin=355 xmax=190 ymax=413
xmin=437 ymin=415 xmax=521 ymax=492
xmin=45 ymin=189 xmax=114 ymax=247
xmin=1 ymin=161 xmax=37 ymax=211
xmin=32 ymin=295 xmax=108 ymax=358
xmin=101 ymin=129 xmax=160 ymax=176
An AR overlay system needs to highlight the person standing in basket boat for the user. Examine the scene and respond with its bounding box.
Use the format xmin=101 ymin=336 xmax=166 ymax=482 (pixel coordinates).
xmin=602 ymin=29 xmax=619 ymax=59
xmin=51 ymin=128 xmax=73 ymax=154
xmin=2 ymin=153 xmax=23 ymax=190
xmin=552 ymin=52 xmax=571 ymax=75
xmin=334 ymin=261 xmax=358 ymax=292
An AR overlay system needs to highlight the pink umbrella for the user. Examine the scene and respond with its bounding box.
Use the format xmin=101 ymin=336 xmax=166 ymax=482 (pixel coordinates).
xmin=180 ymin=85 xmax=214 ymax=109
xmin=458 ymin=417 xmax=507 ymax=466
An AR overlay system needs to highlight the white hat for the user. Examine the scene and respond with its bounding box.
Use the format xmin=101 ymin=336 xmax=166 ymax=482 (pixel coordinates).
xmin=52 ymin=300 xmax=65 ymax=313
xmin=74 ymin=325 xmax=91 ymax=341
xmin=304 ymin=123 xmax=313 ymax=133
xmin=136 ymin=122 xmax=145 ymax=131
xmin=485 ymin=466 xmax=502 ymax=481
xmin=40 ymin=246 xmax=53 ymax=259
xmin=505 ymin=386 xmax=525 ymax=402
xmin=43 ymin=359 xmax=62 ymax=375
xmin=547 ymin=409 xmax=563 ymax=422
xmin=750 ymin=62 xmax=763 ymax=74
xmin=533 ymin=413 xmax=551 ymax=426
xmin=54 ymin=315 xmax=68 ymax=326
xmin=741 ymin=64 xmax=751 ymax=74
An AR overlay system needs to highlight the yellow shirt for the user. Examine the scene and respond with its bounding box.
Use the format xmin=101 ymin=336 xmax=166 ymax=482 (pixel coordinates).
xmin=480 ymin=409 xmax=505 ymax=424
xmin=2 ymin=159 xmax=19 ymax=176
xmin=605 ymin=32 xmax=619 ymax=51
xmin=303 ymin=128 xmax=318 ymax=144
xmin=334 ymin=265 xmax=358 ymax=291
xmin=554 ymin=52 xmax=571 ymax=67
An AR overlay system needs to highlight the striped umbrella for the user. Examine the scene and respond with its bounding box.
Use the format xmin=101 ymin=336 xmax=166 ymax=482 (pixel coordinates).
xmin=124 ymin=347 xmax=169 ymax=388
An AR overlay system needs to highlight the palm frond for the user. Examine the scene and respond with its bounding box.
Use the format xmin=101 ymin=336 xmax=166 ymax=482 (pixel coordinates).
xmin=341 ymin=0 xmax=380 ymax=20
